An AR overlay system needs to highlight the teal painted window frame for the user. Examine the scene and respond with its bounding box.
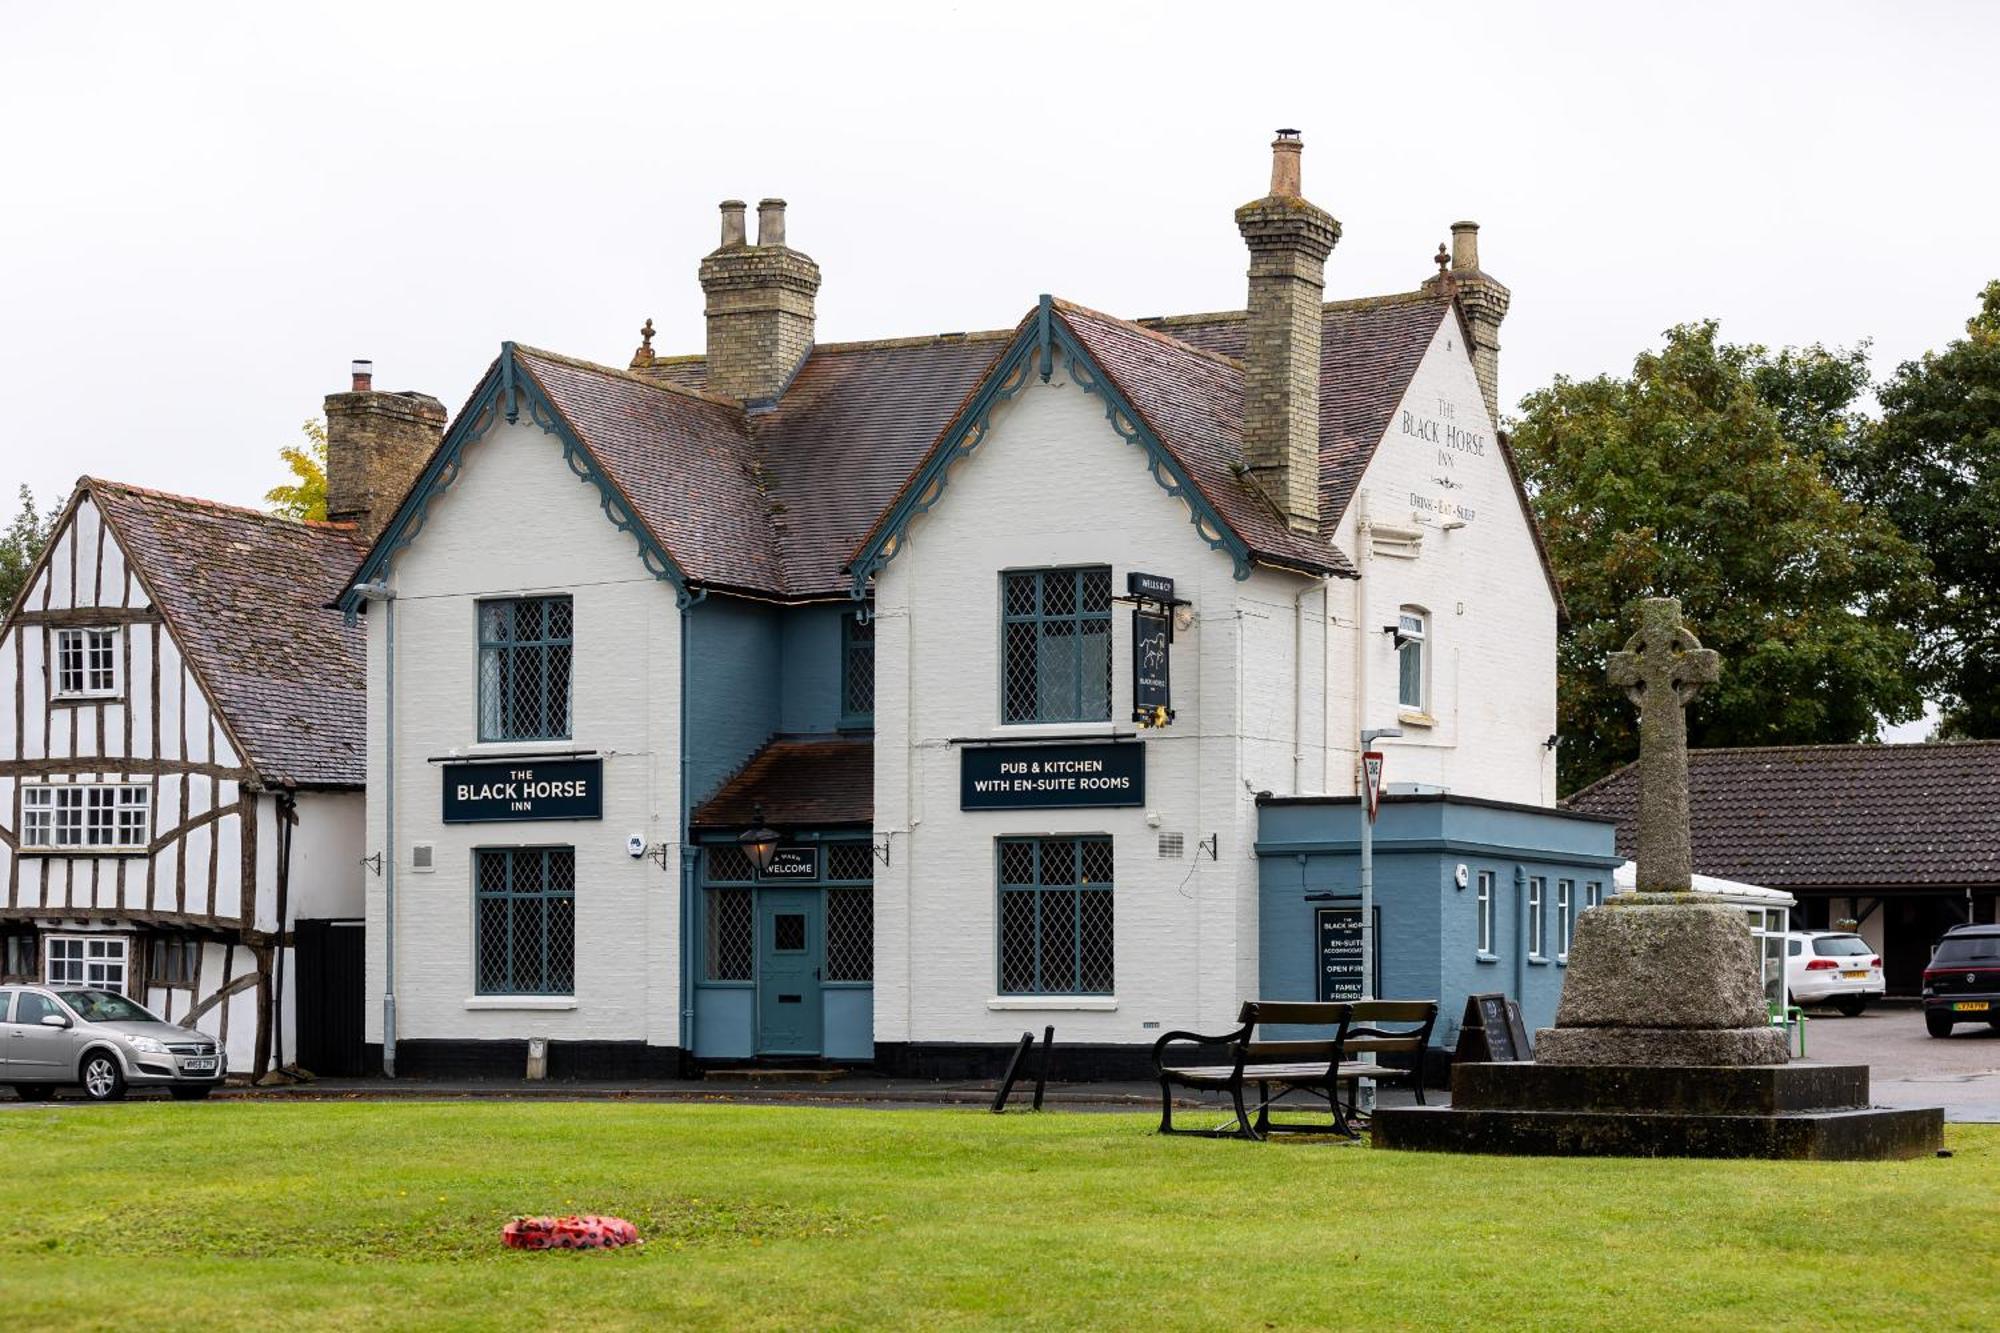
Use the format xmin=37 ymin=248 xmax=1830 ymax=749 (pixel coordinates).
xmin=1000 ymin=566 xmax=1114 ymax=724
xmin=822 ymin=841 xmax=874 ymax=985
xmin=476 ymin=595 xmax=574 ymax=742
xmin=839 ymin=612 xmax=875 ymax=730
xmin=472 ymin=846 xmax=575 ymax=996
xmin=996 ymin=835 xmax=1114 ymax=995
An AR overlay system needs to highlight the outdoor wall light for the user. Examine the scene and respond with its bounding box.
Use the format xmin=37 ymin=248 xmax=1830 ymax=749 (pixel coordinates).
xmin=738 ymin=807 xmax=781 ymax=873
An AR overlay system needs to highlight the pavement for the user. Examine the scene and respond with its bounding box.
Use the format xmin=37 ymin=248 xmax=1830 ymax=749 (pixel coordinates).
xmin=8 ymin=1003 xmax=1996 ymax=1121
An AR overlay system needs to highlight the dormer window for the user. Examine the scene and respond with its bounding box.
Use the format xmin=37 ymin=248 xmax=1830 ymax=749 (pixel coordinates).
xmin=54 ymin=627 xmax=120 ymax=699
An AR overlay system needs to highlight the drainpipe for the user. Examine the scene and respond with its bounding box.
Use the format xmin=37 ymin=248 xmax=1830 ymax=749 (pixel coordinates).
xmin=1353 ymin=493 xmax=1371 ymax=794
xmin=353 ymin=579 xmax=397 ymax=1077
xmin=1513 ymin=864 xmax=1527 ymax=1002
xmin=678 ymin=601 xmax=695 ymax=1074
xmin=1292 ymin=582 xmax=1311 ymax=793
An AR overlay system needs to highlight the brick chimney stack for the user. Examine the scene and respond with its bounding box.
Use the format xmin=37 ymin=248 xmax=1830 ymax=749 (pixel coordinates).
xmin=697 ymin=196 xmax=821 ymax=404
xmin=1426 ymin=220 xmax=1511 ymax=426
xmin=325 ymin=359 xmax=446 ymax=543
xmin=1235 ymin=130 xmax=1339 ymax=535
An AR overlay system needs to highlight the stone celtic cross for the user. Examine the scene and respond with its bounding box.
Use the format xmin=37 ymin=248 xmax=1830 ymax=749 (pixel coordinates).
xmin=1607 ymin=597 xmax=1720 ymax=893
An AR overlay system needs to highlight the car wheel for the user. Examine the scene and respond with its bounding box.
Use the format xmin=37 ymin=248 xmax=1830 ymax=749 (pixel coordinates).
xmin=1833 ymin=997 xmax=1868 ymax=1017
xmin=13 ymin=1084 xmax=55 ymax=1102
xmin=169 ymin=1086 xmax=212 ymax=1102
xmin=79 ymin=1052 xmax=126 ymax=1101
xmin=1925 ymin=1012 xmax=1956 ymax=1039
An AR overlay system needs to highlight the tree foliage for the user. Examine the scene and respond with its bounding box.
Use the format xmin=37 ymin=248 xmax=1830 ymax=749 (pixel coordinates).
xmin=1 ymin=484 xmax=58 ymax=615
xmin=1843 ymin=282 xmax=2000 ymax=737
xmin=265 ymin=418 xmax=329 ymax=522
xmin=1512 ymin=323 xmax=1930 ymax=795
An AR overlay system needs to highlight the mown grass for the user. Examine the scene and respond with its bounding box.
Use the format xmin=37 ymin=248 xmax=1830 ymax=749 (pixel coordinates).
xmin=0 ymin=1101 xmax=1992 ymax=1330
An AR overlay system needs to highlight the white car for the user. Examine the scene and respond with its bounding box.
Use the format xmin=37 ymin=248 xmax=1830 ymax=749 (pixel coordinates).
xmin=1783 ymin=931 xmax=1884 ymax=1015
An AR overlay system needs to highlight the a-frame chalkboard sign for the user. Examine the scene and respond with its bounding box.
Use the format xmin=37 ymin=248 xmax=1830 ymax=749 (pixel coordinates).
xmin=1456 ymin=992 xmax=1533 ymax=1062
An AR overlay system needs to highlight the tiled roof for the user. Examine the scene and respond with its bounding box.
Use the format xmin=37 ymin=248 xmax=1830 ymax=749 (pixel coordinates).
xmin=1565 ymin=742 xmax=2000 ymax=890
xmin=413 ymin=287 xmax=1495 ymax=601
xmin=1145 ymin=291 xmax=1452 ymax=535
xmin=88 ymin=480 xmax=369 ymax=788
xmin=691 ymin=736 xmax=874 ymax=828
xmin=1054 ymin=301 xmax=1353 ymax=577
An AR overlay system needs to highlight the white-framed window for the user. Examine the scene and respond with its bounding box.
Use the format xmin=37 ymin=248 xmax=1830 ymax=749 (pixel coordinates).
xmin=54 ymin=627 xmax=121 ymax=699
xmin=1584 ymin=880 xmax=1604 ymax=910
xmin=1528 ymin=877 xmax=1547 ymax=960
xmin=1397 ymin=608 xmax=1427 ymax=712
xmin=1557 ymin=879 xmax=1574 ymax=960
xmin=19 ymin=783 xmax=151 ymax=851
xmin=46 ymin=935 xmax=129 ymax=994
xmin=1476 ymin=869 xmax=1495 ymax=957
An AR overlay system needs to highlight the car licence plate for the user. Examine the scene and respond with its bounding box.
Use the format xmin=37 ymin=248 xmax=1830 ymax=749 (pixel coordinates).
xmin=1953 ymin=1001 xmax=1990 ymax=1013
xmin=1841 ymin=970 xmax=1869 ymax=979
xmin=182 ymin=1058 xmax=217 ymax=1072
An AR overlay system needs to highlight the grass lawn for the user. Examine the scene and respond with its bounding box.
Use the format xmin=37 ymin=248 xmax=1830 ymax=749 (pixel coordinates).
xmin=1 ymin=1102 xmax=1992 ymax=1330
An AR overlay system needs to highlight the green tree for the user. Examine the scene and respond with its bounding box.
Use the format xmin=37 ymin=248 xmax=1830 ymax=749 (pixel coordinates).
xmin=1 ymin=484 xmax=57 ymax=614
xmin=266 ymin=418 xmax=329 ymax=521
xmin=1512 ymin=323 xmax=1931 ymax=795
xmin=1845 ymin=282 xmax=2000 ymax=737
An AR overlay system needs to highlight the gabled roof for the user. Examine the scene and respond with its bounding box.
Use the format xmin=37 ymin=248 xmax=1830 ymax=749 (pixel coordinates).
xmin=84 ymin=480 xmax=369 ymax=788
xmin=1565 ymin=742 xmax=2000 ymax=890
xmin=345 ymin=284 xmax=1513 ymax=605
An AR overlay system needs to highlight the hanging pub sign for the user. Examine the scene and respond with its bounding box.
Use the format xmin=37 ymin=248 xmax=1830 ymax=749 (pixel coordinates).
xmin=1315 ymin=905 xmax=1382 ymax=1003
xmin=759 ymin=846 xmax=820 ymax=880
xmin=442 ymin=757 xmax=603 ymax=824
xmin=960 ymin=742 xmax=1145 ymax=810
xmin=1132 ymin=609 xmax=1172 ymax=725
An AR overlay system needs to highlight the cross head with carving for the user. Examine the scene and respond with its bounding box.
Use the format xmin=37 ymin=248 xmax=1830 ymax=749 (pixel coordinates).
xmin=1607 ymin=597 xmax=1720 ymax=893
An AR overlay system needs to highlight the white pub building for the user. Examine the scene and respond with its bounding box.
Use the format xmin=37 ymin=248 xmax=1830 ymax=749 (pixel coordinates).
xmin=341 ymin=134 xmax=1617 ymax=1078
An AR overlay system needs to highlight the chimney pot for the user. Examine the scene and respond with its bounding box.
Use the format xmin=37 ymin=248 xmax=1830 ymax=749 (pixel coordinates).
xmin=1269 ymin=129 xmax=1304 ymax=198
xmin=719 ymin=200 xmax=747 ymax=248
xmin=757 ymin=198 xmax=787 ymax=247
xmin=1451 ymin=220 xmax=1480 ymax=273
xmin=351 ymin=359 xmax=373 ymax=393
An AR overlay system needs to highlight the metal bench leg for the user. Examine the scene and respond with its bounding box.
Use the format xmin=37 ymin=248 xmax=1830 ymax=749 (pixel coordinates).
xmin=1230 ymin=1081 xmax=1260 ymax=1140
xmin=1158 ymin=1078 xmax=1175 ymax=1135
xmin=1255 ymin=1080 xmax=1272 ymax=1137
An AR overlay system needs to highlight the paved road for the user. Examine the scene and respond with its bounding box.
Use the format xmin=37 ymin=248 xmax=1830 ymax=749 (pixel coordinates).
xmin=1797 ymin=1001 xmax=2000 ymax=1122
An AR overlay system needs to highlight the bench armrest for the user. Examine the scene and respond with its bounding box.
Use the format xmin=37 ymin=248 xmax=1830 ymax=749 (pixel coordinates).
xmin=1152 ymin=1024 xmax=1252 ymax=1075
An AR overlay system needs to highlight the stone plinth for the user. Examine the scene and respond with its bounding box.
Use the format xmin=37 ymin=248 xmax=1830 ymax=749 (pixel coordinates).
xmin=1534 ymin=895 xmax=1788 ymax=1065
xmin=1372 ymin=1061 xmax=1943 ymax=1160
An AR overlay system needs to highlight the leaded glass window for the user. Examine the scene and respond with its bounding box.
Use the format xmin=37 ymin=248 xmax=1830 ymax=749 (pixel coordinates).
xmin=477 ymin=597 xmax=573 ymax=741
xmin=997 ymin=836 xmax=1113 ymax=995
xmin=841 ymin=612 xmax=874 ymax=727
xmin=1001 ymin=567 xmax=1112 ymax=723
xmin=705 ymin=889 xmax=752 ymax=981
xmin=473 ymin=847 xmax=575 ymax=995
xmin=824 ymin=842 xmax=873 ymax=983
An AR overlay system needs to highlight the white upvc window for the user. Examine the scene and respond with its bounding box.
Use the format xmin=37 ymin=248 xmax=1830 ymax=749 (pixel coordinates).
xmin=1528 ymin=877 xmax=1547 ymax=960
xmin=20 ymin=783 xmax=151 ymax=852
xmin=1476 ymin=870 xmax=1495 ymax=957
xmin=1557 ymin=879 xmax=1575 ymax=961
xmin=54 ymin=627 xmax=120 ymax=699
xmin=46 ymin=935 xmax=129 ymax=994
xmin=1397 ymin=609 xmax=1428 ymax=712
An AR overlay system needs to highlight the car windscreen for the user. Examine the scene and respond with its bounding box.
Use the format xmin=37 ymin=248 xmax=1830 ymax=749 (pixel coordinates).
xmin=1932 ymin=936 xmax=2000 ymax=965
xmin=1810 ymin=936 xmax=1872 ymax=957
xmin=58 ymin=990 xmax=159 ymax=1023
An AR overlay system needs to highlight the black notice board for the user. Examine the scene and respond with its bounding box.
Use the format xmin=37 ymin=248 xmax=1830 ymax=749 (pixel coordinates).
xmin=960 ymin=742 xmax=1145 ymax=810
xmin=1315 ymin=905 xmax=1381 ymax=1002
xmin=1132 ymin=609 xmax=1171 ymax=719
xmin=441 ymin=757 xmax=603 ymax=824
xmin=1458 ymin=992 xmax=1532 ymax=1062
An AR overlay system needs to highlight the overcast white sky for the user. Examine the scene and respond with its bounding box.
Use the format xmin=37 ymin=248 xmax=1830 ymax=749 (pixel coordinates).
xmin=2 ymin=0 xmax=1994 ymax=518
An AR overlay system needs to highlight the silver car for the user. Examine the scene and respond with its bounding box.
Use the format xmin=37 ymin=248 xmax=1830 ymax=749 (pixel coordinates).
xmin=1 ymin=985 xmax=223 ymax=1101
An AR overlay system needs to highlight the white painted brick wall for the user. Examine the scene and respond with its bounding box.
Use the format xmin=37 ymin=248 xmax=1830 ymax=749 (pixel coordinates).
xmin=362 ymin=417 xmax=683 ymax=1049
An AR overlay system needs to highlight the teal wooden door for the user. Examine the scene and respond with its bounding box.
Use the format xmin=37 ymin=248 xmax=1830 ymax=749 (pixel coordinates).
xmin=756 ymin=890 xmax=822 ymax=1056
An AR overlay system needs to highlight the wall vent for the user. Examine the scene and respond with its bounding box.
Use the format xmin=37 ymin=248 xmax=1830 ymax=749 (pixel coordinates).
xmin=411 ymin=843 xmax=435 ymax=872
xmin=1157 ymin=832 xmax=1185 ymax=859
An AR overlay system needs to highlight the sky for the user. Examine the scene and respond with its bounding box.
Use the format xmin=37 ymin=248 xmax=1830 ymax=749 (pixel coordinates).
xmin=1 ymin=1 xmax=1993 ymax=513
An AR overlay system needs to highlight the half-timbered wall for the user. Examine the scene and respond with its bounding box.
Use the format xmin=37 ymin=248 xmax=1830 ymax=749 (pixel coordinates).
xmin=0 ymin=492 xmax=360 ymax=1072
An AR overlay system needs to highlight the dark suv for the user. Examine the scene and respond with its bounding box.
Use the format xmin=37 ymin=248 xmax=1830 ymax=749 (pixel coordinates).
xmin=1921 ymin=925 xmax=2000 ymax=1037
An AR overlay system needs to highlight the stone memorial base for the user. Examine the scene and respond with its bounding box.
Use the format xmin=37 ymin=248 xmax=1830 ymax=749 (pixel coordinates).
xmin=1371 ymin=1061 xmax=1943 ymax=1160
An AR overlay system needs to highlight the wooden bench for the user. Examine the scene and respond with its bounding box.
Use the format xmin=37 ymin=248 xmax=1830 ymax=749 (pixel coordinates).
xmin=1151 ymin=999 xmax=1439 ymax=1140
